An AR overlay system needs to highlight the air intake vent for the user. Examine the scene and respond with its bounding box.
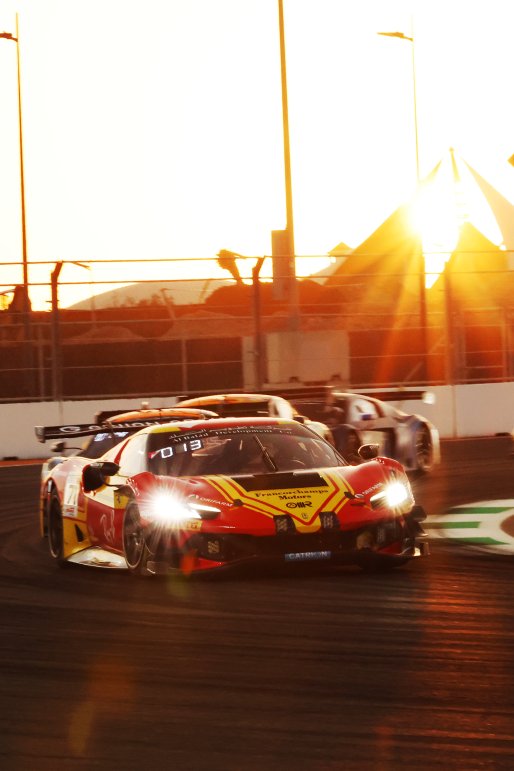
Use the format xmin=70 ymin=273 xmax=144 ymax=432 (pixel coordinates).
xmin=75 ymin=525 xmax=85 ymax=542
xmin=236 ymin=471 xmax=327 ymax=492
xmin=320 ymin=511 xmax=340 ymax=530
xmin=275 ymin=515 xmax=297 ymax=534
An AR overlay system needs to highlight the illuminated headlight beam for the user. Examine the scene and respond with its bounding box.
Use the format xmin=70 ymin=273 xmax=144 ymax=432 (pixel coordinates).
xmin=147 ymin=494 xmax=220 ymax=524
xmin=370 ymin=482 xmax=409 ymax=509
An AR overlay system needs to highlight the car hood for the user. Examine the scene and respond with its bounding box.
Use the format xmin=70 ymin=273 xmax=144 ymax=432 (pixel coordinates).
xmin=133 ymin=459 xmax=413 ymax=533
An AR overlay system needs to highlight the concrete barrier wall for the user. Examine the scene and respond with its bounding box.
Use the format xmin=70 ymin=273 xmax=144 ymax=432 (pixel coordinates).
xmin=2 ymin=382 xmax=514 ymax=460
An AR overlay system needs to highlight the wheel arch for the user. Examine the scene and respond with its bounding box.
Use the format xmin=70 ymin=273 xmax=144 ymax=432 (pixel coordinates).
xmin=41 ymin=478 xmax=59 ymax=538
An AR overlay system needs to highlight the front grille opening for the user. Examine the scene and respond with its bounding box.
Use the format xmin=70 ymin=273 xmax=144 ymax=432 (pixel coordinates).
xmin=320 ymin=511 xmax=340 ymax=530
xmin=184 ymin=516 xmax=406 ymax=566
xmin=275 ymin=515 xmax=296 ymax=534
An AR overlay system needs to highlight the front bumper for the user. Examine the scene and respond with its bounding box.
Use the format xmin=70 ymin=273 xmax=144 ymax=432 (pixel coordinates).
xmin=146 ymin=505 xmax=429 ymax=574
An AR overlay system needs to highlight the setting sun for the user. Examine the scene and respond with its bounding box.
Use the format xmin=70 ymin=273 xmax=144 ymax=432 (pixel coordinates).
xmin=410 ymin=151 xmax=507 ymax=289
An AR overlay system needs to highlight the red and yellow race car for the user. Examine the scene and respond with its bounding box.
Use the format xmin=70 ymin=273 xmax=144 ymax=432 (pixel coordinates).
xmin=36 ymin=415 xmax=429 ymax=576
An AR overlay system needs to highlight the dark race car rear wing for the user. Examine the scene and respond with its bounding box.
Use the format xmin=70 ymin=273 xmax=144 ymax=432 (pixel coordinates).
xmin=347 ymin=389 xmax=435 ymax=403
xmin=276 ymin=387 xmax=434 ymax=404
xmin=35 ymin=423 xmax=109 ymax=442
xmin=35 ymin=410 xmax=218 ymax=443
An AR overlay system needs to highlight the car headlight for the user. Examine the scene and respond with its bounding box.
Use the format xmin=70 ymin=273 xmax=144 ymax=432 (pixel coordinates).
xmin=370 ymin=481 xmax=410 ymax=509
xmin=188 ymin=502 xmax=221 ymax=519
xmin=147 ymin=494 xmax=220 ymax=524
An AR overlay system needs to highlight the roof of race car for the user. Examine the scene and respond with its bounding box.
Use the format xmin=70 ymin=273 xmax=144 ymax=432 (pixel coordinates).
xmin=94 ymin=406 xmax=219 ymax=423
xmin=107 ymin=407 xmax=218 ymax=422
xmin=176 ymin=393 xmax=288 ymax=406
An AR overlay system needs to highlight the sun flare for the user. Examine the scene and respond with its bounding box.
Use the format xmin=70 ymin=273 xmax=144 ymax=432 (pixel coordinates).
xmin=411 ymin=178 xmax=462 ymax=289
xmin=410 ymin=153 xmax=506 ymax=289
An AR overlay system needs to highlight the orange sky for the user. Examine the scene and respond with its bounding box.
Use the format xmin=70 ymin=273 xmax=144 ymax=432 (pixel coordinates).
xmin=1 ymin=0 xmax=514 ymax=310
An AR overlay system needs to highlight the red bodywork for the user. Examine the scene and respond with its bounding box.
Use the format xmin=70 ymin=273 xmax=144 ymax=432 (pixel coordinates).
xmin=40 ymin=417 xmax=429 ymax=575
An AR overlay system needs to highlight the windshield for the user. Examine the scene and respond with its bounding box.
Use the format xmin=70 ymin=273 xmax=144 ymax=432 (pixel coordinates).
xmin=147 ymin=425 xmax=344 ymax=477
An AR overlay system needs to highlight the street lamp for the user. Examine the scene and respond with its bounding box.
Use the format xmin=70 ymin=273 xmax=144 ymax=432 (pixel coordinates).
xmin=276 ymin=0 xmax=300 ymax=336
xmin=377 ymin=31 xmax=419 ymax=184
xmin=378 ymin=26 xmax=427 ymax=382
xmin=0 ymin=14 xmax=29 ymax=312
xmin=50 ymin=262 xmax=64 ymax=402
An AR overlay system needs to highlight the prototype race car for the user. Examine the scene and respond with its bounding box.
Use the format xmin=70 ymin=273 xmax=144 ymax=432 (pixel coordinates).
xmin=290 ymin=389 xmax=440 ymax=474
xmin=36 ymin=414 xmax=429 ymax=576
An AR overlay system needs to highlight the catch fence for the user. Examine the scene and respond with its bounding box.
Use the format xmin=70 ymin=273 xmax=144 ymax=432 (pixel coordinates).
xmin=1 ymin=260 xmax=513 ymax=402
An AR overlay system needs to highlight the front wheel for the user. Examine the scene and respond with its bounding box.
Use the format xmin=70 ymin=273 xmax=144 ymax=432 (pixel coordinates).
xmin=123 ymin=502 xmax=152 ymax=576
xmin=414 ymin=426 xmax=434 ymax=473
xmin=47 ymin=490 xmax=68 ymax=566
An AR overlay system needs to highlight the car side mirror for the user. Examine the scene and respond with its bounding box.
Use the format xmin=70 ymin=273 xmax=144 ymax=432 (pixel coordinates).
xmin=358 ymin=443 xmax=379 ymax=461
xmin=83 ymin=461 xmax=120 ymax=493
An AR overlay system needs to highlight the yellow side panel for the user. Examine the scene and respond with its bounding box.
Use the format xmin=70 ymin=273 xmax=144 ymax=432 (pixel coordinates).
xmin=62 ymin=518 xmax=91 ymax=559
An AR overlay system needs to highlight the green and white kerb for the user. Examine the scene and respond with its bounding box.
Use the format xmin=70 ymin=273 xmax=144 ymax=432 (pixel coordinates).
xmin=425 ymin=500 xmax=514 ymax=553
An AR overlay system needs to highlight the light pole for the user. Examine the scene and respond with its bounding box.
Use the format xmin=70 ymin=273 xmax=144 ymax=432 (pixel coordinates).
xmin=0 ymin=14 xmax=29 ymax=311
xmin=0 ymin=14 xmax=35 ymax=396
xmin=51 ymin=262 xmax=64 ymax=402
xmin=378 ymin=26 xmax=427 ymax=382
xmin=217 ymin=249 xmax=265 ymax=389
xmin=276 ymin=0 xmax=300 ymax=335
xmin=377 ymin=30 xmax=420 ymax=184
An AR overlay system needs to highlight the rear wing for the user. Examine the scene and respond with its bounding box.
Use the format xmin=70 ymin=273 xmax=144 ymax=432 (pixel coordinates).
xmin=277 ymin=387 xmax=434 ymax=405
xmin=339 ymin=389 xmax=435 ymax=404
xmin=35 ymin=423 xmax=109 ymax=443
xmin=35 ymin=409 xmax=219 ymax=444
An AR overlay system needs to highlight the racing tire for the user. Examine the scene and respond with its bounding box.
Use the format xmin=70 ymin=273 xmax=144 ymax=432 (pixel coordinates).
xmin=123 ymin=501 xmax=152 ymax=577
xmin=414 ymin=426 xmax=434 ymax=474
xmin=47 ymin=490 xmax=68 ymax=567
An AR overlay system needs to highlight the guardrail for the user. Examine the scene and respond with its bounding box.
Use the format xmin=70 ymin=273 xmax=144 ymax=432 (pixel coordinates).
xmin=2 ymin=381 xmax=513 ymax=461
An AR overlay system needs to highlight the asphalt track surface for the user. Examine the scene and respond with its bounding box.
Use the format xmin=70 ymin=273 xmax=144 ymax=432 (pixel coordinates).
xmin=1 ymin=438 xmax=513 ymax=771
